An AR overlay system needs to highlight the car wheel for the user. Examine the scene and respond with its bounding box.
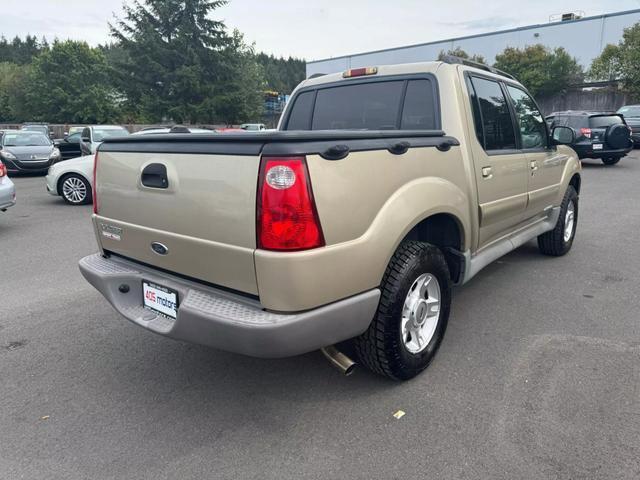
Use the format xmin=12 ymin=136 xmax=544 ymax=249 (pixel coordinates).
xmin=59 ymin=174 xmax=92 ymax=205
xmin=601 ymin=156 xmax=621 ymax=166
xmin=537 ymin=185 xmax=578 ymax=256
xmin=354 ymin=241 xmax=451 ymax=380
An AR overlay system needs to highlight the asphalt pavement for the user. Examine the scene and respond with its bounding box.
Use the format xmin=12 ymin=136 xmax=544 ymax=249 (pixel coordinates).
xmin=1 ymin=153 xmax=639 ymax=479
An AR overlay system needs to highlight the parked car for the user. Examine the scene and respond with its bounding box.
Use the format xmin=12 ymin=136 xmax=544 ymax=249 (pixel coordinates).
xmin=546 ymin=111 xmax=633 ymax=165
xmin=215 ymin=127 xmax=245 ymax=133
xmin=616 ymin=104 xmax=640 ymax=146
xmin=54 ymin=132 xmax=83 ymax=160
xmin=79 ymin=125 xmax=130 ymax=155
xmin=79 ymin=58 xmax=581 ymax=380
xmin=67 ymin=126 xmax=85 ymax=136
xmin=46 ymin=153 xmax=94 ymax=205
xmin=21 ymin=123 xmax=53 ymax=139
xmin=0 ymin=130 xmax=61 ymax=174
xmin=131 ymin=126 xmax=214 ymax=135
xmin=240 ymin=123 xmax=266 ymax=131
xmin=0 ymin=160 xmax=16 ymax=211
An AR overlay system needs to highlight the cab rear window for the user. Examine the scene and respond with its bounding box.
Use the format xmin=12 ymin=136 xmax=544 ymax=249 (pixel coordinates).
xmin=284 ymin=77 xmax=438 ymax=131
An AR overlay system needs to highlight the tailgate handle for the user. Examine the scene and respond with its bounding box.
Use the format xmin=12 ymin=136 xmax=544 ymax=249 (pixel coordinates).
xmin=141 ymin=163 xmax=169 ymax=189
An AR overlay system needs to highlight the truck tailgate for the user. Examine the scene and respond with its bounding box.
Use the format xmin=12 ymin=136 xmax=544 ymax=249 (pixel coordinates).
xmin=94 ymin=149 xmax=260 ymax=295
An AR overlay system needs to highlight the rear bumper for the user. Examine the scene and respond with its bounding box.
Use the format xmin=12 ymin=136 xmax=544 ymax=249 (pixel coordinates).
xmin=0 ymin=181 xmax=16 ymax=210
xmin=573 ymin=143 xmax=633 ymax=159
xmin=78 ymin=253 xmax=379 ymax=358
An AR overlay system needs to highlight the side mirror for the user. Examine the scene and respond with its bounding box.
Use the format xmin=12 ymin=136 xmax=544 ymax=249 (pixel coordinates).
xmin=551 ymin=126 xmax=575 ymax=146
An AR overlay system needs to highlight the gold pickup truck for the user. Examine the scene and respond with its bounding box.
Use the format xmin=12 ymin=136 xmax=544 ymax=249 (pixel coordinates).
xmin=79 ymin=57 xmax=581 ymax=380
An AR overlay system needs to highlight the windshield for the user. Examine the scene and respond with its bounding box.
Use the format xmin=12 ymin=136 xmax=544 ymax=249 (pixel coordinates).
xmin=22 ymin=125 xmax=48 ymax=135
xmin=589 ymin=116 xmax=623 ymax=128
xmin=617 ymin=106 xmax=640 ymax=118
xmin=93 ymin=127 xmax=129 ymax=142
xmin=3 ymin=132 xmax=52 ymax=147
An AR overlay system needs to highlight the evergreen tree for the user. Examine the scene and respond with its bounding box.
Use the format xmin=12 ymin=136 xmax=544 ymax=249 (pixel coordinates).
xmin=110 ymin=0 xmax=231 ymax=123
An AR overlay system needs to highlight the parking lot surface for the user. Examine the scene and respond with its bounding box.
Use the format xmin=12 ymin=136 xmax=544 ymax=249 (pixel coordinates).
xmin=1 ymin=153 xmax=639 ymax=480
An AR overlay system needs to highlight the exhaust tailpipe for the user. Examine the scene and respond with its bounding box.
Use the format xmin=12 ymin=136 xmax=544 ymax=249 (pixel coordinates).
xmin=321 ymin=345 xmax=356 ymax=376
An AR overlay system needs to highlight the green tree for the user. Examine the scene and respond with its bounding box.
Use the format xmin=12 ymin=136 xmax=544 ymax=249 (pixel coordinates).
xmin=493 ymin=45 xmax=583 ymax=97
xmin=256 ymin=53 xmax=305 ymax=93
xmin=20 ymin=40 xmax=121 ymax=123
xmin=589 ymin=22 xmax=640 ymax=97
xmin=438 ymin=47 xmax=487 ymax=65
xmin=213 ymin=30 xmax=265 ymax=124
xmin=110 ymin=0 xmax=234 ymax=123
xmin=0 ymin=62 xmax=29 ymax=121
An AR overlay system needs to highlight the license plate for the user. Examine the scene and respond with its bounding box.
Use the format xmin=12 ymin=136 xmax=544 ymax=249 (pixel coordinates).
xmin=142 ymin=281 xmax=179 ymax=319
xmin=593 ymin=143 xmax=603 ymax=150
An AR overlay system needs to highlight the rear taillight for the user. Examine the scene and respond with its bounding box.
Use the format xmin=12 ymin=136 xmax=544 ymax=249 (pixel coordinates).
xmin=0 ymin=162 xmax=6 ymax=178
xmin=257 ymin=156 xmax=324 ymax=251
xmin=580 ymin=127 xmax=592 ymax=138
xmin=92 ymin=153 xmax=98 ymax=214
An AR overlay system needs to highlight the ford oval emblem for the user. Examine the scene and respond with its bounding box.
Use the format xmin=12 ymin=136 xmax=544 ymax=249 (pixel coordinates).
xmin=151 ymin=242 xmax=169 ymax=255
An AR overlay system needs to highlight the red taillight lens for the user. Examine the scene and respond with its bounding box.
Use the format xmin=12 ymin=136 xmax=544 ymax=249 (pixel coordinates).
xmin=92 ymin=152 xmax=98 ymax=214
xmin=257 ymin=156 xmax=324 ymax=251
xmin=580 ymin=127 xmax=592 ymax=138
xmin=0 ymin=162 xmax=6 ymax=177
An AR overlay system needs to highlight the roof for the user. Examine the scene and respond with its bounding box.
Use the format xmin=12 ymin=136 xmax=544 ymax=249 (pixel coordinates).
xmin=308 ymin=8 xmax=640 ymax=65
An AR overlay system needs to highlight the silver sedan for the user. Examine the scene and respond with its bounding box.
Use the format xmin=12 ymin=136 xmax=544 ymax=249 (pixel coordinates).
xmin=0 ymin=161 xmax=16 ymax=211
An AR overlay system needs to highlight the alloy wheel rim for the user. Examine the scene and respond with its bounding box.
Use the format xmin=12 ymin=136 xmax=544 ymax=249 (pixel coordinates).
xmin=564 ymin=201 xmax=575 ymax=242
xmin=62 ymin=177 xmax=86 ymax=203
xmin=400 ymin=273 xmax=441 ymax=354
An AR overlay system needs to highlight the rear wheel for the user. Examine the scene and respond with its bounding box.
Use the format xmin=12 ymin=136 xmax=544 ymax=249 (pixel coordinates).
xmin=354 ymin=241 xmax=451 ymax=381
xmin=602 ymin=156 xmax=621 ymax=166
xmin=538 ymin=185 xmax=578 ymax=256
xmin=59 ymin=174 xmax=92 ymax=205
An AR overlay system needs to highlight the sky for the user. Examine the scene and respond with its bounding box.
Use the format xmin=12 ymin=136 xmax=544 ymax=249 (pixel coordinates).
xmin=1 ymin=0 xmax=640 ymax=60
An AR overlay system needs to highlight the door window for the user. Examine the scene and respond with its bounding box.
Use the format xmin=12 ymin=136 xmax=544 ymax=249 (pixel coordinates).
xmin=506 ymin=86 xmax=548 ymax=149
xmin=468 ymin=76 xmax=517 ymax=151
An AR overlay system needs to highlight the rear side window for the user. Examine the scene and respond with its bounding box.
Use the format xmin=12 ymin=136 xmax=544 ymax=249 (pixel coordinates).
xmin=286 ymin=91 xmax=314 ymax=130
xmin=468 ymin=76 xmax=516 ymax=151
xmin=312 ymin=81 xmax=404 ymax=130
xmin=589 ymin=116 xmax=623 ymax=128
xmin=284 ymin=77 xmax=438 ymax=131
xmin=401 ymin=80 xmax=437 ymax=130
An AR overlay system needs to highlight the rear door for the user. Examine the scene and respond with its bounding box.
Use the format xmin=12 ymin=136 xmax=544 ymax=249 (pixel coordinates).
xmin=588 ymin=114 xmax=625 ymax=149
xmin=465 ymin=75 xmax=528 ymax=248
xmin=505 ymin=85 xmax=566 ymax=217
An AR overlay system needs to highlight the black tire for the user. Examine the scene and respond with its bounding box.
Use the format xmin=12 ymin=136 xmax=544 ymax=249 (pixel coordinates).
xmin=354 ymin=241 xmax=451 ymax=381
xmin=601 ymin=156 xmax=621 ymax=166
xmin=537 ymin=185 xmax=578 ymax=256
xmin=58 ymin=173 xmax=92 ymax=205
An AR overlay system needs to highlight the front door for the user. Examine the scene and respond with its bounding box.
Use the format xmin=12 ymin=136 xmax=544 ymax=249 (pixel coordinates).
xmin=465 ymin=75 xmax=529 ymax=249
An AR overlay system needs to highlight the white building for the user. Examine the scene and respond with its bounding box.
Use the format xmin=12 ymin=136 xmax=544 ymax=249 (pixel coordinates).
xmin=306 ymin=9 xmax=640 ymax=77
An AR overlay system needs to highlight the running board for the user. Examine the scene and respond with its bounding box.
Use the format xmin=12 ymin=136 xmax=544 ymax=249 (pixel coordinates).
xmin=461 ymin=207 xmax=560 ymax=285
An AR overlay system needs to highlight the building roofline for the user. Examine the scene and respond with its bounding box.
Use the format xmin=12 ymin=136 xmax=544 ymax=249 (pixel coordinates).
xmin=307 ymin=8 xmax=640 ymax=65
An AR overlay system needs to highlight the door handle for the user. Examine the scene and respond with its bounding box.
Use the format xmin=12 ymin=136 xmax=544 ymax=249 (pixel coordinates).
xmin=530 ymin=161 xmax=539 ymax=173
xmin=481 ymin=166 xmax=493 ymax=179
xmin=141 ymin=163 xmax=169 ymax=189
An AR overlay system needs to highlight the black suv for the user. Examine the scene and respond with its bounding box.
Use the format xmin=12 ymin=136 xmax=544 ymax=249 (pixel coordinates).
xmin=545 ymin=111 xmax=633 ymax=165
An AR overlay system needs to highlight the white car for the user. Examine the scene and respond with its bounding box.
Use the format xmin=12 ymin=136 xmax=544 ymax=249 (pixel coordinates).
xmin=46 ymin=154 xmax=94 ymax=205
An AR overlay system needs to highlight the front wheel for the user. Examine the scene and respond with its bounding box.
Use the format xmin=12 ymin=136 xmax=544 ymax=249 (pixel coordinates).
xmin=602 ymin=156 xmax=621 ymax=166
xmin=537 ymin=185 xmax=578 ymax=256
xmin=354 ymin=241 xmax=451 ymax=381
xmin=59 ymin=174 xmax=92 ymax=205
